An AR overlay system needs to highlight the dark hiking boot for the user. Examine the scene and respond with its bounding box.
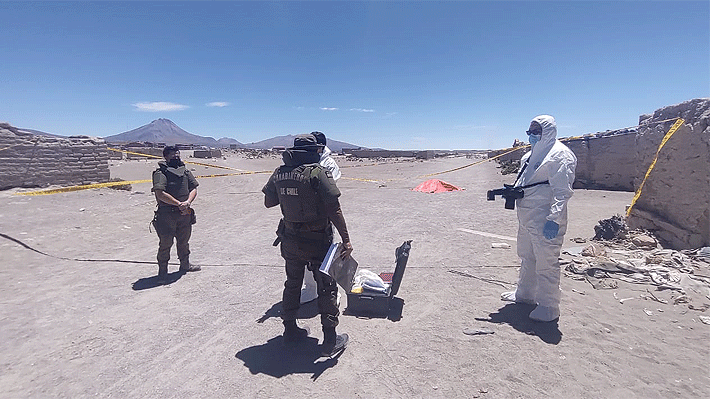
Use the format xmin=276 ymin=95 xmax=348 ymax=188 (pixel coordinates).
xmin=321 ymin=327 xmax=348 ymax=357
xmin=158 ymin=263 xmax=169 ymax=284
xmin=179 ymin=257 xmax=201 ymax=272
xmin=283 ymin=320 xmax=309 ymax=345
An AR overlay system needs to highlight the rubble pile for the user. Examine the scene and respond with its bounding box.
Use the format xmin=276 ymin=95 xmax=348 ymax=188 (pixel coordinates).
xmin=563 ymin=217 xmax=710 ymax=314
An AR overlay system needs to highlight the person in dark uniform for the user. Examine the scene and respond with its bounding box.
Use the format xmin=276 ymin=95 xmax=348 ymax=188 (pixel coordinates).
xmin=262 ymin=134 xmax=353 ymax=356
xmin=151 ymin=146 xmax=201 ymax=283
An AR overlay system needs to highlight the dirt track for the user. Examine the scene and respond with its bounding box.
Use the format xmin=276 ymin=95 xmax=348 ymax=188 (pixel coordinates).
xmin=1 ymin=154 xmax=708 ymax=398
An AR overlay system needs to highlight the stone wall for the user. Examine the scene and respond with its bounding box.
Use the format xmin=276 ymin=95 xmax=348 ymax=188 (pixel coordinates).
xmin=345 ymin=149 xmax=417 ymax=158
xmin=627 ymin=98 xmax=710 ymax=249
xmin=194 ymin=149 xmax=222 ymax=158
xmin=564 ymin=129 xmax=637 ymax=191
xmin=487 ymin=130 xmax=637 ymax=191
xmin=0 ymin=122 xmax=110 ymax=190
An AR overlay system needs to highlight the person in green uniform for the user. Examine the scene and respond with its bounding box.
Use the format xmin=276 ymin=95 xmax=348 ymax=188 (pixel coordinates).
xmin=151 ymin=146 xmax=201 ymax=283
xmin=262 ymin=134 xmax=353 ymax=356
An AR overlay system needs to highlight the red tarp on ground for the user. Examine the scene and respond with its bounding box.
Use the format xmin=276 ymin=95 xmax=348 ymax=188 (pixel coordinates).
xmin=411 ymin=179 xmax=463 ymax=193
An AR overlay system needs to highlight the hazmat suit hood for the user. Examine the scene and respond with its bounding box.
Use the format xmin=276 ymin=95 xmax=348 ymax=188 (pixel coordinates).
xmin=519 ymin=115 xmax=557 ymax=185
xmin=321 ymin=145 xmax=333 ymax=158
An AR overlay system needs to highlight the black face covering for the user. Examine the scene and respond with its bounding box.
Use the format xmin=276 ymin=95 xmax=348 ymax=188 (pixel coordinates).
xmin=167 ymin=158 xmax=182 ymax=168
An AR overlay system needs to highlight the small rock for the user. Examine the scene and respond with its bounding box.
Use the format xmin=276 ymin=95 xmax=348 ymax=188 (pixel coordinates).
xmin=631 ymin=234 xmax=657 ymax=249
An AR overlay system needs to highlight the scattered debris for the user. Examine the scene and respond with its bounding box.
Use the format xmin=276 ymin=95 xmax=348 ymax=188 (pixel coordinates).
xmin=497 ymin=159 xmax=520 ymax=175
xmin=581 ymin=243 xmax=606 ymax=257
xmin=613 ymin=292 xmax=636 ymax=304
xmin=674 ymin=295 xmax=690 ymax=305
xmin=562 ymin=217 xmax=710 ymax=312
xmin=688 ymin=303 xmax=710 ymax=312
xmin=463 ymin=327 xmax=495 ymax=336
xmin=645 ymin=289 xmax=668 ymax=304
xmin=491 ymin=242 xmax=511 ymax=249
xmin=593 ymin=214 xmax=627 ymax=240
xmin=107 ymin=177 xmax=132 ymax=191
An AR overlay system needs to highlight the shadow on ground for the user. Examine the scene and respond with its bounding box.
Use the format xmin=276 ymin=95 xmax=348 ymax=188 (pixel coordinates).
xmin=343 ymin=297 xmax=404 ymax=322
xmin=258 ymin=297 xmax=405 ymax=323
xmin=235 ymin=335 xmax=342 ymax=380
xmin=131 ymin=271 xmax=185 ymax=290
xmin=475 ymin=303 xmax=562 ymax=344
xmin=256 ymin=300 xmax=321 ymax=324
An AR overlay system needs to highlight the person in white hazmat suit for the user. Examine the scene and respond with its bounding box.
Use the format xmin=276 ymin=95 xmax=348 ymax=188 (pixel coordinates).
xmin=300 ymin=131 xmax=342 ymax=304
xmin=501 ymin=115 xmax=577 ymax=322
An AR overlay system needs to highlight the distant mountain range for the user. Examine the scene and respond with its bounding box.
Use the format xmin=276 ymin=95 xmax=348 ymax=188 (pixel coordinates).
xmin=102 ymin=118 xmax=363 ymax=152
xmin=241 ymin=135 xmax=361 ymax=152
xmin=103 ymin=118 xmax=240 ymax=148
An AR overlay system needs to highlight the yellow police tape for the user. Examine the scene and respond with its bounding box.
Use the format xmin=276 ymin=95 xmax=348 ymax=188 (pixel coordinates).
xmin=15 ymin=169 xmax=273 ymax=196
xmin=418 ymin=146 xmax=528 ymax=178
xmin=16 ymin=179 xmax=153 ymax=196
xmin=626 ymin=118 xmax=684 ymax=217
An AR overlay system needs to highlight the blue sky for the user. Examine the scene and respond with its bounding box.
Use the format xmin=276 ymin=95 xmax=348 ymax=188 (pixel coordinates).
xmin=1 ymin=1 xmax=708 ymax=150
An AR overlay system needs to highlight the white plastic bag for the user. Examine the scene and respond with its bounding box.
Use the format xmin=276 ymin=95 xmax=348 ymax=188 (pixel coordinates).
xmin=352 ymin=269 xmax=388 ymax=293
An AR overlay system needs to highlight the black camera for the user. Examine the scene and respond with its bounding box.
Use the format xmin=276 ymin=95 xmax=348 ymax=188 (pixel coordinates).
xmin=487 ymin=184 xmax=524 ymax=210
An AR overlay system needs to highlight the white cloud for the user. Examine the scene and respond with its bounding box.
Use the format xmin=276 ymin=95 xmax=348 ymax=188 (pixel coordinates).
xmin=350 ymin=108 xmax=375 ymax=113
xmin=320 ymin=107 xmax=339 ymax=111
xmin=132 ymin=102 xmax=189 ymax=112
xmin=206 ymin=101 xmax=230 ymax=107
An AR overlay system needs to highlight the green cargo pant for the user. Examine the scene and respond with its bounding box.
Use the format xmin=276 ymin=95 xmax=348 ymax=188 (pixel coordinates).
xmin=153 ymin=207 xmax=193 ymax=265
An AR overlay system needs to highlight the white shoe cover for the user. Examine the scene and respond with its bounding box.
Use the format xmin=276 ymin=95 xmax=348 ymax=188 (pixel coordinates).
xmin=529 ymin=305 xmax=560 ymax=322
xmin=501 ymin=291 xmax=536 ymax=305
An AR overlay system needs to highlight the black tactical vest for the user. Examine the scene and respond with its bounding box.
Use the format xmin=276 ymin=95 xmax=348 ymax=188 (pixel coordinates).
xmin=274 ymin=164 xmax=325 ymax=223
xmin=156 ymin=165 xmax=191 ymax=203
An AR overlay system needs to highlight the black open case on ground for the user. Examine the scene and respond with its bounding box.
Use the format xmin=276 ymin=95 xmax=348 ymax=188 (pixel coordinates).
xmin=345 ymin=240 xmax=412 ymax=317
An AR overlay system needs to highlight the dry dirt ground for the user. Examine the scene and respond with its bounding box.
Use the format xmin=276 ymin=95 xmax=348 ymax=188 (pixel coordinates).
xmin=1 ymin=153 xmax=708 ymax=398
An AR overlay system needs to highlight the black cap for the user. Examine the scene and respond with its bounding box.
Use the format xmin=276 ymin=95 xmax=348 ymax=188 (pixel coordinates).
xmin=311 ymin=131 xmax=326 ymax=146
xmin=291 ymin=134 xmax=324 ymax=151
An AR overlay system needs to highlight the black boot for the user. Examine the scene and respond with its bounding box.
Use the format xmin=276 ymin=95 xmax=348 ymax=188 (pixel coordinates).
xmin=179 ymin=256 xmax=201 ymax=272
xmin=321 ymin=327 xmax=348 ymax=357
xmin=283 ymin=320 xmax=309 ymax=345
xmin=157 ymin=263 xmax=168 ymax=284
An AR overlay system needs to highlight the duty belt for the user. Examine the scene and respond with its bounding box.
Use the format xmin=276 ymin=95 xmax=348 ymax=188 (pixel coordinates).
xmin=274 ymin=218 xmax=331 ymax=246
xmin=157 ymin=205 xmax=182 ymax=212
xmin=284 ymin=218 xmax=329 ymax=232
